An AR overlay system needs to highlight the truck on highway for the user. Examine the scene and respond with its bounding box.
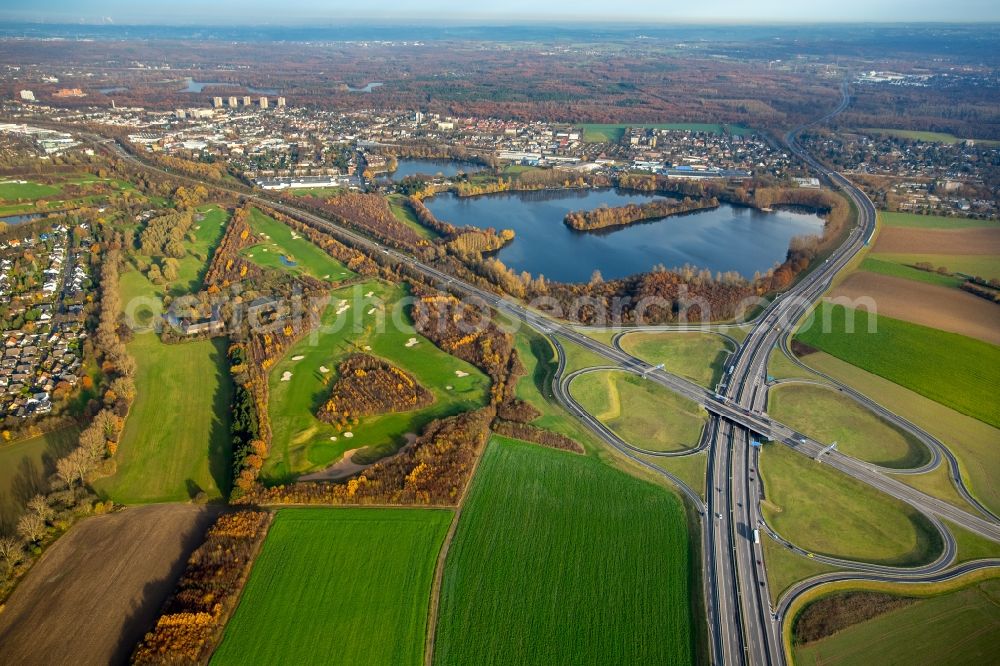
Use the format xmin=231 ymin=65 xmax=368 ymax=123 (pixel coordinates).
xmin=753 ymin=529 xmax=760 ymax=544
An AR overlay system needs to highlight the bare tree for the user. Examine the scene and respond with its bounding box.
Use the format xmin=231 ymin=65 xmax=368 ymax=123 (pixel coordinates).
xmin=17 ymin=512 xmax=47 ymax=544
xmin=26 ymin=495 xmax=54 ymax=523
xmin=0 ymin=535 xmax=22 ymax=565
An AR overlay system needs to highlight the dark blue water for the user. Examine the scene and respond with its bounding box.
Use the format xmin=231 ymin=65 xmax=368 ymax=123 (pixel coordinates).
xmin=425 ymin=189 xmax=824 ymax=282
xmin=180 ymin=77 xmax=278 ymax=94
xmin=389 ymin=159 xmax=485 ymax=181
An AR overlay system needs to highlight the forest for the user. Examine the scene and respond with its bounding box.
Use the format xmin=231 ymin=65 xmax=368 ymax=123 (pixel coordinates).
xmin=564 ymin=197 xmax=719 ymax=231
xmin=316 ymin=354 xmax=435 ymax=426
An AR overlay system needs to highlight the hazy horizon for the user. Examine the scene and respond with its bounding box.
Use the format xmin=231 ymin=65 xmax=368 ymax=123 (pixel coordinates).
xmin=1 ymin=0 xmax=999 ymax=25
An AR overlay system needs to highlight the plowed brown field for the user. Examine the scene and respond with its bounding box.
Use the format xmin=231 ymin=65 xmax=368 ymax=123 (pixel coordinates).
xmin=830 ymin=272 xmax=1000 ymax=345
xmin=0 ymin=503 xmax=222 ymax=666
xmin=874 ymin=227 xmax=1000 ymax=255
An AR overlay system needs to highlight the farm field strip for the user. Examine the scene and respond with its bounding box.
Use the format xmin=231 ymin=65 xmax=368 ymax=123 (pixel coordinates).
xmin=434 ymin=438 xmax=696 ymax=665
xmin=212 ymin=507 xmax=451 ymax=666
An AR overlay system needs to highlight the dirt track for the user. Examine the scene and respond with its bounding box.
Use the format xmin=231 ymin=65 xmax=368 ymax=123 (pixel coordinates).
xmin=0 ymin=503 xmax=222 ymax=666
xmin=830 ymin=272 xmax=1000 ymax=345
xmin=874 ymin=227 xmax=1000 ymax=255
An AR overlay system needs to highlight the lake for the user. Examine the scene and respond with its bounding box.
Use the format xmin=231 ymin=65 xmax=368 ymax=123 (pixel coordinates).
xmin=424 ymin=188 xmax=825 ymax=282
xmin=346 ymin=82 xmax=384 ymax=93
xmin=0 ymin=213 xmax=46 ymax=226
xmin=180 ymin=77 xmax=278 ymax=94
xmin=389 ymin=159 xmax=485 ymax=181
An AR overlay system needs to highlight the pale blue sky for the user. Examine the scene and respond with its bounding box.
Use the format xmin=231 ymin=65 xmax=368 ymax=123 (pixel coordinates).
xmin=0 ymin=0 xmax=998 ymax=24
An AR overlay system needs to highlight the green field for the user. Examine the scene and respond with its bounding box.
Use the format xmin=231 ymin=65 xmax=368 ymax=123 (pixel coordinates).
xmin=264 ymin=280 xmax=490 ymax=481
xmin=768 ymin=384 xmax=929 ymax=468
xmin=858 ymin=257 xmax=963 ymax=288
xmin=508 ymin=324 xmax=605 ymax=453
xmin=580 ymin=122 xmax=753 ymax=143
xmin=286 ymin=186 xmax=346 ymax=198
xmin=619 ymin=331 xmax=734 ymax=389
xmin=0 ymin=180 xmax=62 ymax=201
xmin=796 ymin=304 xmax=1000 ymax=428
xmin=0 ymin=428 xmax=79 ymax=531
xmin=862 ymin=127 xmax=1000 ymax=147
xmin=761 ymin=534 xmax=838 ymax=604
xmin=768 ymin=352 xmax=825 ymax=382
xmin=879 ymin=211 xmax=1000 ymax=230
xmin=570 ymin=370 xmax=706 ymax=452
xmin=171 ymin=204 xmax=230 ymax=295
xmin=760 ymin=444 xmax=941 ymax=566
xmin=867 ymin=253 xmax=1000 ymax=281
xmin=213 ymin=507 xmax=451 ymax=666
xmin=387 ymin=194 xmax=437 ymax=240
xmin=434 ymin=438 xmax=696 ymax=665
xmin=241 ymin=207 xmax=354 ymax=282
xmin=799 ymin=349 xmax=1000 ymax=518
xmin=793 ymin=578 xmax=1000 ymax=666
xmin=637 ymin=450 xmax=708 ymax=500
xmin=93 ymin=333 xmax=232 ymax=503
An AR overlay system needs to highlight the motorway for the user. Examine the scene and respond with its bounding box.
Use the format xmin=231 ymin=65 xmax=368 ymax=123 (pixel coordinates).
xmin=68 ymin=102 xmax=1000 ymax=664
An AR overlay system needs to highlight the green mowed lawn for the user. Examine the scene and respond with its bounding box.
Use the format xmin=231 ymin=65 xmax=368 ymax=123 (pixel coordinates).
xmin=212 ymin=507 xmax=451 ymax=666
xmin=793 ymin=578 xmax=1000 ymax=666
xmin=580 ymin=122 xmax=752 ymax=143
xmin=796 ymin=303 xmax=1000 ymax=428
xmin=761 ymin=534 xmax=837 ymax=604
xmin=508 ymin=324 xmax=605 ymax=453
xmin=760 ymin=444 xmax=942 ymax=566
xmin=570 ymin=369 xmax=706 ymax=452
xmin=0 ymin=180 xmax=62 ymax=201
xmin=619 ymin=330 xmax=735 ymax=389
xmin=862 ymin=127 xmax=1000 ymax=147
xmin=0 ymin=427 xmax=79 ymax=531
xmin=263 ymin=280 xmax=490 ymax=482
xmin=858 ymin=258 xmax=963 ymax=288
xmin=800 ymin=350 xmax=1000 ymax=520
xmin=879 ymin=211 xmax=1000 ymax=230
xmin=387 ymin=194 xmax=437 ymax=240
xmin=434 ymin=438 xmax=696 ymax=665
xmin=93 ymin=334 xmax=232 ymax=503
xmin=169 ymin=204 xmax=229 ymax=294
xmin=869 ymin=253 xmax=1000 ymax=281
xmin=241 ymin=207 xmax=354 ymax=282
xmin=768 ymin=384 xmax=929 ymax=469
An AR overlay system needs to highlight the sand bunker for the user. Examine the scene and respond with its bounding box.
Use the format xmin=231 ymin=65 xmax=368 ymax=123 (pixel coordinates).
xmin=319 ymin=365 xmax=330 ymax=373
xmin=291 ymin=355 xmax=305 ymax=361
xmin=280 ymin=371 xmax=293 ymax=382
xmin=405 ymin=337 xmax=419 ymax=347
xmin=454 ymin=370 xmax=469 ymax=377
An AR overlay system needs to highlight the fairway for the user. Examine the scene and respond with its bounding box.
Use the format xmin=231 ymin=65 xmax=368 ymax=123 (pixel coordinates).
xmin=793 ymin=578 xmax=1000 ymax=666
xmin=760 ymin=444 xmax=941 ymax=566
xmin=796 ymin=303 xmax=1000 ymax=428
xmin=434 ymin=438 xmax=696 ymax=665
xmin=768 ymin=384 xmax=929 ymax=468
xmin=0 ymin=180 xmax=61 ymax=201
xmin=212 ymin=507 xmax=451 ymax=666
xmin=570 ymin=369 xmax=706 ymax=452
xmin=619 ymin=330 xmax=734 ymax=389
xmin=264 ymin=280 xmax=490 ymax=481
xmin=93 ymin=334 xmax=232 ymax=503
xmin=241 ymin=207 xmax=354 ymax=281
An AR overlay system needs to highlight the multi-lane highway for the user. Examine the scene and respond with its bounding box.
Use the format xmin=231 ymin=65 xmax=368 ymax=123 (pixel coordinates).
xmin=69 ymin=106 xmax=1000 ymax=665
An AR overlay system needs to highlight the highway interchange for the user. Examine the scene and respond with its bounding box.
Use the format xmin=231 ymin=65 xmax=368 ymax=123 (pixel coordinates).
xmin=68 ymin=91 xmax=1000 ymax=664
